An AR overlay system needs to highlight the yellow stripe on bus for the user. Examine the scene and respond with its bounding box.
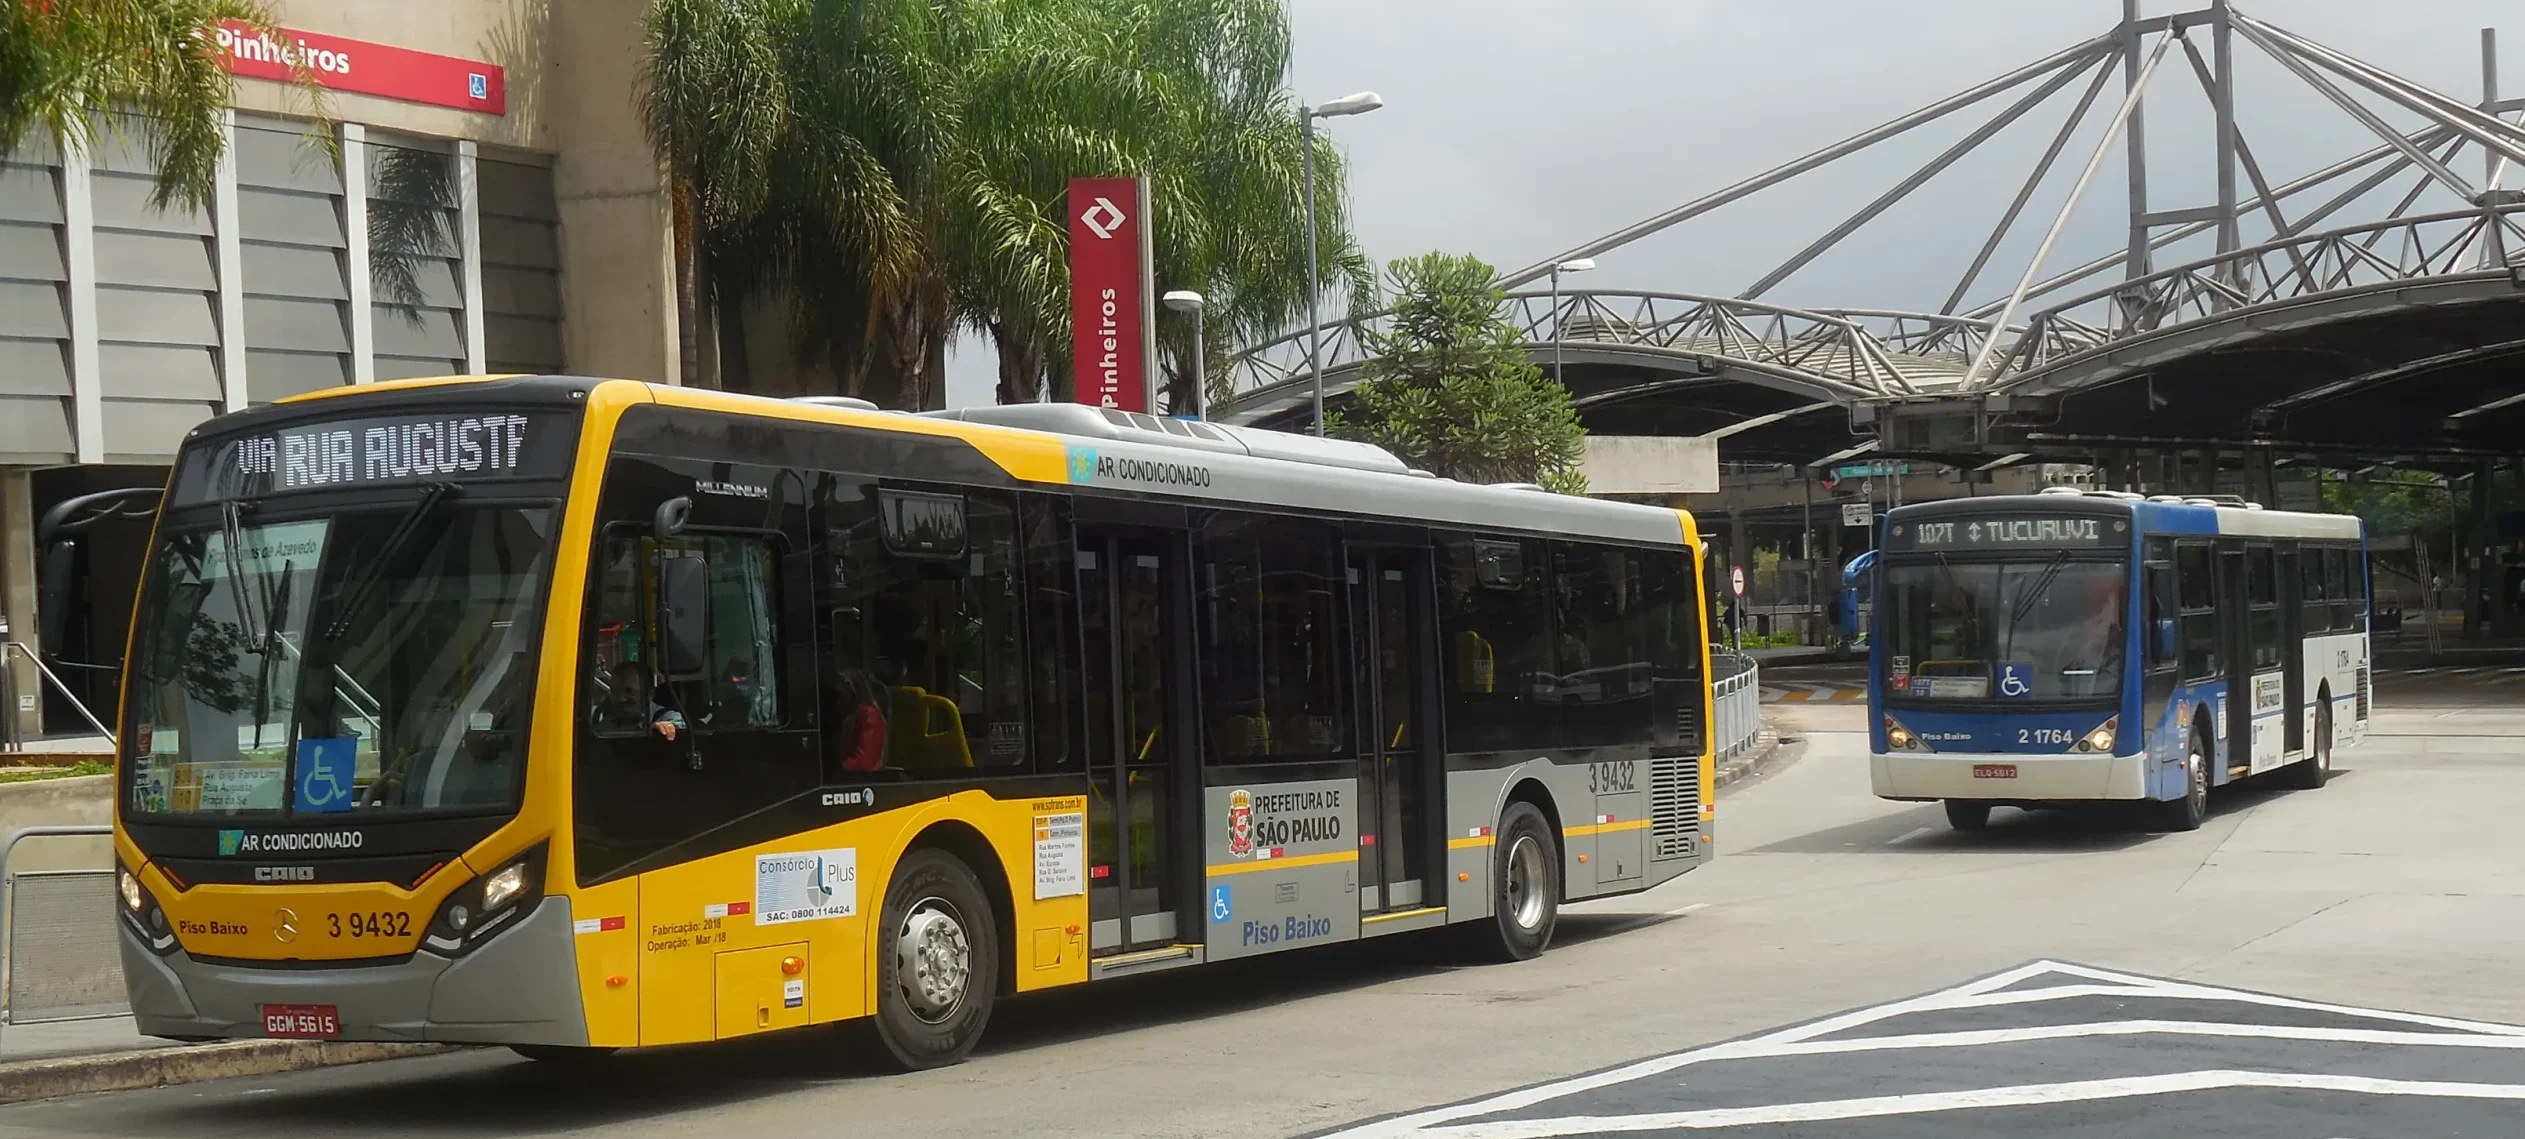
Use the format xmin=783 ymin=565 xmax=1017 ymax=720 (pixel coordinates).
xmin=1564 ymin=819 xmax=1653 ymax=837
xmin=1205 ymin=850 xmax=1359 ymax=876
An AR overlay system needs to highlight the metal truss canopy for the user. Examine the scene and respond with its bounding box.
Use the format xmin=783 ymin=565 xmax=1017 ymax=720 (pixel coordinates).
xmin=1214 ymin=3 xmax=2525 ymax=463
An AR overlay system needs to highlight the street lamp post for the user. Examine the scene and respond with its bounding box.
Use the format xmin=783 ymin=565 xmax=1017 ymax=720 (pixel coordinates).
xmin=1302 ymin=90 xmax=1383 ymax=436
xmin=1163 ymin=290 xmax=1207 ymax=419
xmin=1548 ymin=258 xmax=1594 ymax=389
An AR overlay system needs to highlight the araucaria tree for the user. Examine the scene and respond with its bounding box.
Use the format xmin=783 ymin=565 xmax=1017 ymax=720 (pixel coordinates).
xmin=1332 ymin=252 xmax=1589 ymax=493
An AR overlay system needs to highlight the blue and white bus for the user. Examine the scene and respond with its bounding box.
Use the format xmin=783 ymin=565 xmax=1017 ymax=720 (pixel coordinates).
xmin=1869 ymin=488 xmax=2371 ymax=832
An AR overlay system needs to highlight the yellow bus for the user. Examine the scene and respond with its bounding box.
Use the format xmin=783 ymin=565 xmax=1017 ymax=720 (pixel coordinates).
xmin=109 ymin=376 xmax=1716 ymax=1068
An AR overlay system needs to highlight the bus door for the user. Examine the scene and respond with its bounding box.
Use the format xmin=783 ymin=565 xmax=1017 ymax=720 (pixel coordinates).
xmin=1348 ymin=546 xmax=1437 ymax=914
xmin=2218 ymin=544 xmax=2252 ymax=774
xmin=2277 ymin=546 xmax=2305 ymax=754
xmin=1078 ymin=526 xmax=1195 ymax=954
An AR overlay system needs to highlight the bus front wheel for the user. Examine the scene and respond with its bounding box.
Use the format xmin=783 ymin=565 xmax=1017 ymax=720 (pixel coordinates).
xmin=2157 ymin=733 xmax=2210 ymax=832
xmin=867 ymin=847 xmax=1000 ymax=1071
xmin=1468 ymin=801 xmax=1560 ymax=962
xmin=1943 ymin=801 xmax=1991 ymax=831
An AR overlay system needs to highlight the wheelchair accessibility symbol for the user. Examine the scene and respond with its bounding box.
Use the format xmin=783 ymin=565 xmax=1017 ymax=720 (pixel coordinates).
xmin=1997 ymin=662 xmax=2035 ymax=699
xmin=1209 ymin=885 xmax=1232 ymax=923
xmin=293 ymin=737 xmax=358 ymax=814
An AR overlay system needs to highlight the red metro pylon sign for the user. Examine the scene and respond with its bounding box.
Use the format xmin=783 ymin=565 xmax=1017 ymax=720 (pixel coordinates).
xmin=1068 ymin=177 xmax=1157 ymax=414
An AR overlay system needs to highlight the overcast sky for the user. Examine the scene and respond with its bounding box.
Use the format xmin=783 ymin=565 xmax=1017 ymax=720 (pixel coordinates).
xmin=943 ymin=0 xmax=2521 ymax=407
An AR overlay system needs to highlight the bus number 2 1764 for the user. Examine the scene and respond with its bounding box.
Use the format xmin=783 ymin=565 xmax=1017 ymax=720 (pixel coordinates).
xmin=2018 ymin=728 xmax=2073 ymax=745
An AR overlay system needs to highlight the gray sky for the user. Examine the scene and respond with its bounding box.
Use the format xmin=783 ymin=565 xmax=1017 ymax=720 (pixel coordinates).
xmin=945 ymin=0 xmax=2520 ymax=407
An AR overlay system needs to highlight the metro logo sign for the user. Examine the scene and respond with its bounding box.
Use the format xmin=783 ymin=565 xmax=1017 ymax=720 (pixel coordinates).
xmin=1068 ymin=176 xmax=1157 ymax=414
xmin=213 ymin=23 xmax=507 ymax=116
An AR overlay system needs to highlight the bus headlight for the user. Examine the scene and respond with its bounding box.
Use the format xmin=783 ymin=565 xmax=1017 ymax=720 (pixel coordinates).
xmin=2077 ymin=717 xmax=2118 ymax=754
xmin=116 ymin=863 xmax=179 ymax=956
xmin=1884 ymin=716 xmax=1924 ymax=751
xmin=423 ymin=843 xmax=546 ymax=958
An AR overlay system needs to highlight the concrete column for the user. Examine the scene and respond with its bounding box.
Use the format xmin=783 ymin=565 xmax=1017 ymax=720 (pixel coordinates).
xmin=550 ymin=0 xmax=682 ymax=383
xmin=1 ymin=470 xmax=42 ymax=739
xmin=2467 ymin=460 xmax=2494 ymax=639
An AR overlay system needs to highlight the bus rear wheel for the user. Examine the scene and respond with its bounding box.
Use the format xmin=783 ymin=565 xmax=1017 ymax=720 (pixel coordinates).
xmin=1943 ymin=801 xmax=1992 ymax=831
xmin=1467 ymin=801 xmax=1559 ymax=963
xmin=866 ymin=847 xmax=999 ymax=1071
xmin=2282 ymin=702 xmax=2332 ymax=790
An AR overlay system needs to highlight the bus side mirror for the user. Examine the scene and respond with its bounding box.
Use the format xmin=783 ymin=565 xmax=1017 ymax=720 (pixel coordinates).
xmin=653 ymin=496 xmax=693 ymax=540
xmin=2153 ymin=617 xmax=2177 ymax=660
xmin=657 ymin=556 xmax=710 ymax=678
xmin=37 ymin=539 xmax=75 ymax=652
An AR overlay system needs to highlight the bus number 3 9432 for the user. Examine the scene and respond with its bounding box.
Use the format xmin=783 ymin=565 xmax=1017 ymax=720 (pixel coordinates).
xmin=1588 ymin=761 xmax=1638 ymax=794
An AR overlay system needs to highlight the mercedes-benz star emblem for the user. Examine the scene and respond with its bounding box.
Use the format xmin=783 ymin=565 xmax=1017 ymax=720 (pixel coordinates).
xmin=274 ymin=908 xmax=300 ymax=944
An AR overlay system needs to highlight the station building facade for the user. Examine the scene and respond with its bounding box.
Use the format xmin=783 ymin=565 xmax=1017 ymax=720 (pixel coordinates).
xmin=0 ymin=1 xmax=680 ymax=733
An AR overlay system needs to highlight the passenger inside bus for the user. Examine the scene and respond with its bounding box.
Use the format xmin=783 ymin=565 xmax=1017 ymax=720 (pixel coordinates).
xmin=833 ymin=668 xmax=888 ymax=774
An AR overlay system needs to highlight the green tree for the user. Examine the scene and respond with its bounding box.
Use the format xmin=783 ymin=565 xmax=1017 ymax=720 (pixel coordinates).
xmin=1330 ymin=252 xmax=1589 ymax=493
xmin=638 ymin=0 xmax=1360 ymax=407
xmin=1 ymin=0 xmax=323 ymax=211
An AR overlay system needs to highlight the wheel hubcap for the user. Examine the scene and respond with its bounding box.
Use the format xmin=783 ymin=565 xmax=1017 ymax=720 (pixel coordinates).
xmin=2188 ymin=750 xmax=2207 ymax=812
xmin=895 ymin=898 xmax=971 ymax=1023
xmin=1504 ymin=835 xmax=1549 ymax=931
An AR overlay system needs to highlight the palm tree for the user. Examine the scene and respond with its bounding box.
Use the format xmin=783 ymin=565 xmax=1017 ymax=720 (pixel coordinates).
xmin=637 ymin=0 xmax=1363 ymax=408
xmin=1 ymin=0 xmax=324 ymax=211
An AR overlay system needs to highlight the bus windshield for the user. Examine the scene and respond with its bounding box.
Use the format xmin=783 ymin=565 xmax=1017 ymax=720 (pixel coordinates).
xmin=122 ymin=502 xmax=559 ymax=819
xmin=1881 ymin=558 xmax=2126 ymax=701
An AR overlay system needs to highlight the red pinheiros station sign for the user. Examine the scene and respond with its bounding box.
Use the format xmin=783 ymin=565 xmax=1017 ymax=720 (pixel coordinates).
xmin=213 ymin=22 xmax=508 ymax=116
xmin=1068 ymin=176 xmax=1157 ymax=414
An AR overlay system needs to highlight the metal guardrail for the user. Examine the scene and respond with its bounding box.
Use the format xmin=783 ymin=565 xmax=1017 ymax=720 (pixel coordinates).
xmin=1712 ymin=651 xmax=1764 ymax=764
xmin=0 ymin=825 xmax=124 ymax=1044
xmin=0 ymin=642 xmax=117 ymax=752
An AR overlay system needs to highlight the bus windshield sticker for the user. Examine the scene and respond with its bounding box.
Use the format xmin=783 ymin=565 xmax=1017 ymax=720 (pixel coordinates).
xmin=1996 ymin=663 xmax=2034 ymax=698
xmin=176 ymin=410 xmax=576 ymax=503
xmin=1034 ymin=812 xmax=1085 ymax=901
xmin=1891 ymin=516 xmax=2117 ymax=552
xmin=878 ymin=490 xmax=968 ymax=558
xmin=291 ymin=737 xmax=359 ymax=814
xmin=754 ymin=849 xmax=858 ymax=925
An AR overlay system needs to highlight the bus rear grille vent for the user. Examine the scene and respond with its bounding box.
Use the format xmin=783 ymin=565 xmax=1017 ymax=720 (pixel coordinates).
xmin=1650 ymin=756 xmax=1702 ymax=861
xmin=2356 ymin=667 xmax=2370 ymax=720
xmin=1674 ymin=703 xmax=1700 ymax=753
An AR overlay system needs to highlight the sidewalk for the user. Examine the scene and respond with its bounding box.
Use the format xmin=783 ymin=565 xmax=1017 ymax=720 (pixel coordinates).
xmin=0 ymin=1016 xmax=168 ymax=1065
xmin=0 ymin=1017 xmax=445 ymax=1105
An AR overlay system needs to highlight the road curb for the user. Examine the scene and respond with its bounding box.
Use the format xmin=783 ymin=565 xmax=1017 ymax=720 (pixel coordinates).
xmin=0 ymin=1040 xmax=454 ymax=1105
xmin=1716 ymin=722 xmax=1788 ymax=791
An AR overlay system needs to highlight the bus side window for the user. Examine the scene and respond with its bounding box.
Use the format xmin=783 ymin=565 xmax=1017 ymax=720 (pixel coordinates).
xmin=2247 ymin=545 xmax=2280 ymax=671
xmin=2304 ymin=545 xmax=2335 ymax=634
xmin=2144 ymin=561 xmax=2177 ymax=671
xmin=587 ymin=532 xmax=655 ymax=735
xmin=2175 ymin=544 xmax=2219 ymax=681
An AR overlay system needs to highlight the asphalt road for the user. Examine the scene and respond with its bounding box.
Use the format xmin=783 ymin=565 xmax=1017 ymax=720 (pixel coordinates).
xmin=4 ymin=672 xmax=2519 ymax=1138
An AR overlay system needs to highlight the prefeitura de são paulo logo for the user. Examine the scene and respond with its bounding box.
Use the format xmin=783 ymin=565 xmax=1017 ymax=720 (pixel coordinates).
xmin=1226 ymin=789 xmax=1254 ymax=859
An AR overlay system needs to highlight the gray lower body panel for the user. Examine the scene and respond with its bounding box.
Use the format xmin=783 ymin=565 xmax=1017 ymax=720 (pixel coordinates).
xmin=120 ymin=895 xmax=590 ymax=1047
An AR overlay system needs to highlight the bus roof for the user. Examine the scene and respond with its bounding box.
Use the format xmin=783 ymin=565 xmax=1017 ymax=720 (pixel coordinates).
xmin=209 ymin=374 xmax=1698 ymax=550
xmin=1883 ymin=490 xmax=2363 ymax=542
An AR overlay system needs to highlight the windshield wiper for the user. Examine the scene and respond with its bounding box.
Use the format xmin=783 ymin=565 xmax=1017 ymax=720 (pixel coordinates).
xmin=217 ymin=500 xmax=264 ymax=645
xmin=2001 ymin=551 xmax=2072 ymax=661
xmin=321 ymin=481 xmax=459 ymax=643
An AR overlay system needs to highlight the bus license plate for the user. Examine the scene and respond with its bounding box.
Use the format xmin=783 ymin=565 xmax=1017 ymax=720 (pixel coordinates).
xmin=1972 ymin=764 xmax=2017 ymax=779
xmin=262 ymin=1004 xmax=340 ymax=1039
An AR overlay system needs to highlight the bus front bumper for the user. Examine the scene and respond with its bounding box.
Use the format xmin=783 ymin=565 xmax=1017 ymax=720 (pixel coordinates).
xmin=1871 ymin=751 xmax=2150 ymax=802
xmin=118 ymin=895 xmax=591 ymax=1047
